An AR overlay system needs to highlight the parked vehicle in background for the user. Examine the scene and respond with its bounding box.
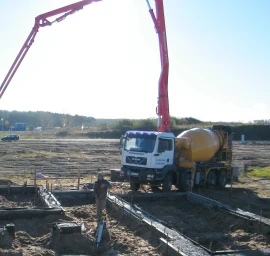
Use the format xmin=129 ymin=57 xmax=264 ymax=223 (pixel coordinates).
xmin=1 ymin=134 xmax=20 ymax=142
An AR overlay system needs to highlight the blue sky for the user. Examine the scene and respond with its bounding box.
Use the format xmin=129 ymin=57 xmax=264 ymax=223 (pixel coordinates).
xmin=0 ymin=0 xmax=269 ymax=123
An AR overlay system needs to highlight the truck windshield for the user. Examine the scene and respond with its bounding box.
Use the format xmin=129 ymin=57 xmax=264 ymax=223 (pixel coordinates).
xmin=124 ymin=133 xmax=157 ymax=153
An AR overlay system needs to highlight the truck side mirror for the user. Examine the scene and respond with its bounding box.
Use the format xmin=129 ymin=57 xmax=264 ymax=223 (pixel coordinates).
xmin=119 ymin=136 xmax=125 ymax=149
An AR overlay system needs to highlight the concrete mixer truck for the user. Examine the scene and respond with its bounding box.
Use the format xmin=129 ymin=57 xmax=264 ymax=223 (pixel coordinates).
xmin=120 ymin=1 xmax=233 ymax=191
xmin=120 ymin=126 xmax=233 ymax=192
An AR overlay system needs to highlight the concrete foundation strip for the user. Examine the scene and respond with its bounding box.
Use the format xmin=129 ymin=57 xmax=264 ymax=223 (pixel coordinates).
xmin=107 ymin=192 xmax=270 ymax=256
xmin=186 ymin=192 xmax=270 ymax=228
xmin=107 ymin=193 xmax=210 ymax=256
xmin=1 ymin=187 xmax=269 ymax=255
xmin=0 ymin=187 xmax=64 ymax=221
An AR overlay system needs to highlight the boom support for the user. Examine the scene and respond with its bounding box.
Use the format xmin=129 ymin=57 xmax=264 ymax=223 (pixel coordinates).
xmin=146 ymin=0 xmax=170 ymax=132
xmin=0 ymin=0 xmax=100 ymax=99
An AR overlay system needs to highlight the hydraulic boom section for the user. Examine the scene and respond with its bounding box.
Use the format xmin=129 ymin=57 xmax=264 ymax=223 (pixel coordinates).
xmin=1 ymin=0 xmax=170 ymax=133
xmin=146 ymin=0 xmax=170 ymax=132
xmin=0 ymin=0 xmax=101 ymax=99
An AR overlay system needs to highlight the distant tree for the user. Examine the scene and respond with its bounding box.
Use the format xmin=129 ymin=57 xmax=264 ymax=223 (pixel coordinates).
xmin=0 ymin=110 xmax=96 ymax=128
xmin=39 ymin=112 xmax=54 ymax=128
xmin=61 ymin=114 xmax=73 ymax=127
xmin=171 ymin=116 xmax=202 ymax=125
xmin=135 ymin=118 xmax=156 ymax=130
xmin=113 ymin=119 xmax=134 ymax=132
xmin=28 ymin=125 xmax=34 ymax=131
xmin=169 ymin=118 xmax=176 ymax=129
xmin=99 ymin=123 xmax=108 ymax=131
xmin=4 ymin=120 xmax=9 ymax=126
xmin=73 ymin=115 xmax=85 ymax=127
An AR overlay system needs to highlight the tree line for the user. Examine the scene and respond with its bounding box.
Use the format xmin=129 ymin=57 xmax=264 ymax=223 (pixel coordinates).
xmin=0 ymin=110 xmax=95 ymax=131
xmin=0 ymin=110 xmax=204 ymax=131
xmin=87 ymin=118 xmax=270 ymax=141
xmin=1 ymin=110 xmax=269 ymax=140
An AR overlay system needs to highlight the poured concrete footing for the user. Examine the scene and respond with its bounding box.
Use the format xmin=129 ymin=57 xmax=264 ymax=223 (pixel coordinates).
xmin=0 ymin=185 xmax=36 ymax=194
xmin=187 ymin=192 xmax=270 ymax=233
xmin=0 ymin=186 xmax=64 ymax=221
xmin=1 ymin=187 xmax=270 ymax=255
xmin=53 ymin=190 xmax=95 ymax=206
xmin=107 ymin=193 xmax=209 ymax=256
xmin=107 ymin=193 xmax=270 ymax=256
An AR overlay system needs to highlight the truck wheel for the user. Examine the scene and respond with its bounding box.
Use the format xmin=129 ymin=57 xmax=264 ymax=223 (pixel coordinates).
xmin=130 ymin=181 xmax=140 ymax=191
xmin=162 ymin=174 xmax=172 ymax=192
xmin=178 ymin=172 xmax=191 ymax=192
xmin=206 ymin=171 xmax=216 ymax=188
xmin=217 ymin=170 xmax=227 ymax=188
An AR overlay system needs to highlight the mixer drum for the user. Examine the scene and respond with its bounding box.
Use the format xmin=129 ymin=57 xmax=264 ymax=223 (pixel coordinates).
xmin=176 ymin=128 xmax=223 ymax=162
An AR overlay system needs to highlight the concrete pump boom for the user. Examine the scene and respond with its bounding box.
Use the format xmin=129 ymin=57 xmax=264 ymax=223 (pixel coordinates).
xmin=0 ymin=0 xmax=100 ymax=99
xmin=0 ymin=0 xmax=170 ymax=133
xmin=146 ymin=0 xmax=170 ymax=132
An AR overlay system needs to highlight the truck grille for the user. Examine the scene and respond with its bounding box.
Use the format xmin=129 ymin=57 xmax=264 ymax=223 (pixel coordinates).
xmin=126 ymin=156 xmax=147 ymax=166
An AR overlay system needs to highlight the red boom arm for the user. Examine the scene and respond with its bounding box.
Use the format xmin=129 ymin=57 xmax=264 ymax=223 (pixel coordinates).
xmin=147 ymin=0 xmax=170 ymax=132
xmin=0 ymin=0 xmax=100 ymax=99
xmin=1 ymin=0 xmax=170 ymax=133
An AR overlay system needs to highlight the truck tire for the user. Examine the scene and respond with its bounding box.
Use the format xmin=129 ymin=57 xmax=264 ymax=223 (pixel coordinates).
xmin=217 ymin=170 xmax=227 ymax=188
xmin=130 ymin=181 xmax=140 ymax=191
xmin=162 ymin=173 xmax=172 ymax=192
xmin=178 ymin=172 xmax=191 ymax=192
xmin=206 ymin=170 xmax=216 ymax=188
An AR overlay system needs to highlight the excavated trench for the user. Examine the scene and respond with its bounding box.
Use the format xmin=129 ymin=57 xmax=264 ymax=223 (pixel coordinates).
xmin=131 ymin=194 xmax=270 ymax=253
xmin=1 ymin=187 xmax=270 ymax=255
xmin=0 ymin=140 xmax=270 ymax=255
xmin=107 ymin=192 xmax=270 ymax=256
xmin=0 ymin=188 xmax=163 ymax=255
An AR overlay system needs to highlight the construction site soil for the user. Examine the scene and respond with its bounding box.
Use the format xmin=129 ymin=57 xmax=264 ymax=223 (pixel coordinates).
xmin=0 ymin=139 xmax=269 ymax=255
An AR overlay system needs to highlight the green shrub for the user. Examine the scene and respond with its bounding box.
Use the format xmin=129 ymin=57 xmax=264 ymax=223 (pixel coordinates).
xmin=56 ymin=131 xmax=68 ymax=137
xmin=246 ymin=167 xmax=270 ymax=178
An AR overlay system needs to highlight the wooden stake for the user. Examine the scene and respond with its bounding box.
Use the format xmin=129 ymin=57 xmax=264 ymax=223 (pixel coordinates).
xmin=260 ymin=210 xmax=262 ymax=231
xmin=8 ymin=182 xmax=10 ymax=195
xmin=77 ymin=166 xmax=81 ymax=190
xmin=34 ymin=169 xmax=36 ymax=188
xmin=230 ymin=166 xmax=233 ymax=197
xmin=23 ymin=181 xmax=26 ymax=195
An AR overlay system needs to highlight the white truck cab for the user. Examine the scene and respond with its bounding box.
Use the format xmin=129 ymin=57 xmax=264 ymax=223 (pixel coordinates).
xmin=120 ymin=130 xmax=175 ymax=190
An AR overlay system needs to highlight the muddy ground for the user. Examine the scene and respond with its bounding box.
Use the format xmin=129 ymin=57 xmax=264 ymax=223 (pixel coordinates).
xmin=0 ymin=139 xmax=269 ymax=255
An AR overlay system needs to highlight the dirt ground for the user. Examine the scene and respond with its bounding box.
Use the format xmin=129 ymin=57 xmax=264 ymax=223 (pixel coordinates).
xmin=137 ymin=197 xmax=270 ymax=251
xmin=0 ymin=139 xmax=269 ymax=255
xmin=0 ymin=195 xmax=161 ymax=255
